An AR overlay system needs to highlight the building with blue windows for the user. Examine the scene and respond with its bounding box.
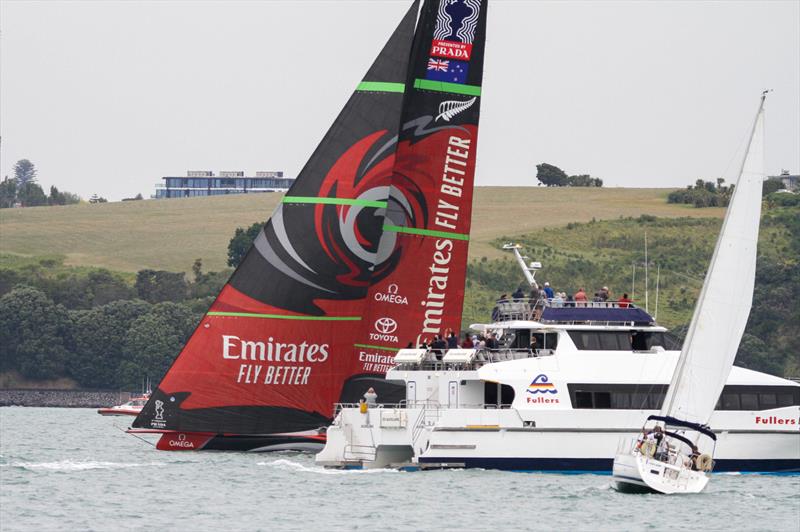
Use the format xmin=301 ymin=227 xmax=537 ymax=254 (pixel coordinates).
xmin=154 ymin=170 xmax=294 ymax=199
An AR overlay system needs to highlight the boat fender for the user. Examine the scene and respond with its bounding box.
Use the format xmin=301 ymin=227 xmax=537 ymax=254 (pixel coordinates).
xmin=641 ymin=441 xmax=656 ymax=457
xmin=695 ymin=453 xmax=713 ymax=472
xmin=359 ymin=401 xmax=368 ymax=414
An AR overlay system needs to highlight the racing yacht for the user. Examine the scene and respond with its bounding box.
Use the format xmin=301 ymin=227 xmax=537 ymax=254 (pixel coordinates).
xmin=315 ymin=254 xmax=800 ymax=472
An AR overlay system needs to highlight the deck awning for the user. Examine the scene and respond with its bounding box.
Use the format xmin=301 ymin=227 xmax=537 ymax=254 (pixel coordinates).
xmin=541 ymin=306 xmax=654 ymax=324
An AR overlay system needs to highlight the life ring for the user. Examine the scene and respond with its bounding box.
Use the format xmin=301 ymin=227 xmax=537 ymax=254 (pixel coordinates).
xmin=640 ymin=441 xmax=656 ymax=457
xmin=695 ymin=453 xmax=713 ymax=472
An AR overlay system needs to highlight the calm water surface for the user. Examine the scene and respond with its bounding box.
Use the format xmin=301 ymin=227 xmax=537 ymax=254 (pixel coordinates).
xmin=1 ymin=407 xmax=798 ymax=531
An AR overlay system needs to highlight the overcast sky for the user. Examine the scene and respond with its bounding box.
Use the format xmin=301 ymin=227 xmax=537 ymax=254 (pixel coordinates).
xmin=1 ymin=0 xmax=798 ymax=201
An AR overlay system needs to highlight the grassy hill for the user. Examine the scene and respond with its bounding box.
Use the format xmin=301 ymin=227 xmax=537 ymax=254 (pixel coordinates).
xmin=0 ymin=187 xmax=724 ymax=273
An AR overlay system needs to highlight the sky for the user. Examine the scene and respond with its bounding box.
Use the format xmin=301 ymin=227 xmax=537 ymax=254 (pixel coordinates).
xmin=1 ymin=0 xmax=798 ymax=201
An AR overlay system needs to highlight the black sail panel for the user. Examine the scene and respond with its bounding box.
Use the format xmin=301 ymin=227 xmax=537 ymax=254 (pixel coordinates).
xmin=132 ymin=2 xmax=420 ymax=435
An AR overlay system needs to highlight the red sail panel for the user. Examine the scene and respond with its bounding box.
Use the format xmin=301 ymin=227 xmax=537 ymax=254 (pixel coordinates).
xmin=350 ymin=0 xmax=488 ymax=378
xmin=132 ymin=2 xmax=420 ymax=437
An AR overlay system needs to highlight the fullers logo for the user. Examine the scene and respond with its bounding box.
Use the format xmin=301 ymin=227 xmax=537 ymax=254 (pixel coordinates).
xmin=374 ymin=283 xmax=408 ymax=305
xmin=526 ymin=374 xmax=560 ymax=405
xmin=527 ymin=374 xmax=557 ymax=394
xmin=370 ymin=317 xmax=399 ymax=343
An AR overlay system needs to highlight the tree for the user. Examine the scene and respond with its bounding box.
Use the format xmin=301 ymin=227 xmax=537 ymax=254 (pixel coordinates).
xmin=536 ymin=163 xmax=568 ymax=187
xmin=117 ymin=302 xmax=196 ymax=388
xmin=17 ymin=182 xmax=48 ymax=207
xmin=13 ymin=159 xmax=37 ymax=185
xmin=0 ymin=286 xmax=71 ymax=379
xmin=762 ymin=178 xmax=785 ymax=196
xmin=88 ymin=269 xmax=136 ymax=306
xmin=0 ymin=177 xmax=17 ymax=208
xmin=69 ymin=299 xmax=150 ymax=388
xmin=227 ymin=222 xmax=264 ymax=267
xmin=135 ymin=269 xmax=188 ymax=303
xmin=48 ymin=186 xmax=80 ymax=206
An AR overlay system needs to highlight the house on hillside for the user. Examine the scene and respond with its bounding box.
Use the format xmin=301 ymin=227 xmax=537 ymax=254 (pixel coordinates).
xmin=770 ymin=170 xmax=798 ymax=192
xmin=154 ymin=170 xmax=294 ymax=199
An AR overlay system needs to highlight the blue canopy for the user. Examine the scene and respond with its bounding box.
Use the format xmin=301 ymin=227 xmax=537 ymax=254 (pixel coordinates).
xmin=541 ymin=306 xmax=654 ymax=324
xmin=647 ymin=415 xmax=717 ymax=441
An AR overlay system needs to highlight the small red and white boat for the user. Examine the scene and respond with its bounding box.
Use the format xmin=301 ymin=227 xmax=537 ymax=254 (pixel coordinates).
xmin=97 ymin=393 xmax=150 ymax=417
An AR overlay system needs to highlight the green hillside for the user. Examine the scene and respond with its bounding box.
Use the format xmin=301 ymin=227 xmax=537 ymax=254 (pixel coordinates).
xmin=0 ymin=187 xmax=724 ymax=273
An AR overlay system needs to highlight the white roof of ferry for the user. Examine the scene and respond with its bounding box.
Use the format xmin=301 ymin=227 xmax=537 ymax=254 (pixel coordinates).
xmin=470 ymin=320 xmax=668 ymax=332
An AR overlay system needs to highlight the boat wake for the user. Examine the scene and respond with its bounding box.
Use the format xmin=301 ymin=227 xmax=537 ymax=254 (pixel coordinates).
xmin=257 ymin=458 xmax=403 ymax=475
xmin=2 ymin=460 xmax=154 ymax=472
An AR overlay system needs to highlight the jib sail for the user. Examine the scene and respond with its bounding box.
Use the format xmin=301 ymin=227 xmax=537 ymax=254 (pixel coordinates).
xmin=350 ymin=0 xmax=488 ymax=378
xmin=133 ymin=2 xmax=420 ymax=436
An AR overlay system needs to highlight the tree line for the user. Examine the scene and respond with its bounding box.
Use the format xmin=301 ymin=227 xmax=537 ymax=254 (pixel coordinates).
xmin=536 ymin=163 xmax=603 ymax=187
xmin=1 ymin=159 xmax=82 ymax=208
xmin=1 ymin=196 xmax=796 ymax=390
xmin=0 ymin=258 xmax=230 ymax=389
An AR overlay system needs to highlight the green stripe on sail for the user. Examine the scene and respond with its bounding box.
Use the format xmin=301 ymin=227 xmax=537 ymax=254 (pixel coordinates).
xmin=356 ymin=81 xmax=405 ymax=93
xmin=283 ymin=196 xmax=388 ymax=208
xmin=413 ymin=79 xmax=481 ymax=96
xmin=354 ymin=344 xmax=402 ymax=352
xmin=382 ymin=224 xmax=469 ymax=241
xmin=207 ymin=311 xmax=361 ymax=321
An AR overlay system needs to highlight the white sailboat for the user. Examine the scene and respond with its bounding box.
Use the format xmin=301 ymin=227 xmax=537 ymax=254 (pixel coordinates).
xmin=611 ymin=92 xmax=769 ymax=494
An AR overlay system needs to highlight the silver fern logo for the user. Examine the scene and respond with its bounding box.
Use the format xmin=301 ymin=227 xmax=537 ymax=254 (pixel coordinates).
xmin=436 ymin=97 xmax=477 ymax=122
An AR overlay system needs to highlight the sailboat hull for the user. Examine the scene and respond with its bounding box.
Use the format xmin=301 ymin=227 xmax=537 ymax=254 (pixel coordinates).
xmin=612 ymin=449 xmax=709 ymax=494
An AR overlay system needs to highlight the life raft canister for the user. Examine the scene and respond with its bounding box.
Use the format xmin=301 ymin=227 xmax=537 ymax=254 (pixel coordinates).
xmin=695 ymin=453 xmax=713 ymax=472
xmin=641 ymin=441 xmax=657 ymax=457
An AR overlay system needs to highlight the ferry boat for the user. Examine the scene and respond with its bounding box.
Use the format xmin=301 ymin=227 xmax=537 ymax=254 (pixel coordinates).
xmin=316 ymin=272 xmax=800 ymax=472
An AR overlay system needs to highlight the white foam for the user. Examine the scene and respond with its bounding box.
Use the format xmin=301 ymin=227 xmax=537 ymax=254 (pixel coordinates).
xmin=8 ymin=460 xmax=150 ymax=472
xmin=257 ymin=458 xmax=402 ymax=475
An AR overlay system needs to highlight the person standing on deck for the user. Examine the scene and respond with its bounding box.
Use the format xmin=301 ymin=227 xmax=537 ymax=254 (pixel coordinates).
xmin=543 ymin=282 xmax=554 ymax=301
xmin=364 ymin=387 xmax=377 ymax=407
xmin=574 ymin=288 xmax=588 ymax=306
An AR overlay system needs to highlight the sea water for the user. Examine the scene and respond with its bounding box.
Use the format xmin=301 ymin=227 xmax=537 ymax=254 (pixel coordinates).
xmin=1 ymin=407 xmax=798 ymax=531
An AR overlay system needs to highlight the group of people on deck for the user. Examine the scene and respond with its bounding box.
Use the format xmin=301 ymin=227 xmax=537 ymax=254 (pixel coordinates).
xmin=637 ymin=425 xmax=703 ymax=471
xmin=410 ymin=330 xmax=501 ymax=360
xmin=494 ymin=282 xmax=634 ymax=318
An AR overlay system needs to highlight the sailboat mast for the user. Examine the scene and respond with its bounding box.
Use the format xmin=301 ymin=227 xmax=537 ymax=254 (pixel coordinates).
xmin=644 ymin=232 xmax=649 ymax=313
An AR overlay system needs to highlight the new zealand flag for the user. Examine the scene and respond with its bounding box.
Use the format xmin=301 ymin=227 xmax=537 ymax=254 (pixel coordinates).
xmin=426 ymin=58 xmax=469 ymax=84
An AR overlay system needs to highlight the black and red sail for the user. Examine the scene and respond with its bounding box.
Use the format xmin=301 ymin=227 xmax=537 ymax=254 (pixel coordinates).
xmin=132 ymin=2 xmax=420 ymax=444
xmin=350 ymin=0 xmax=488 ymax=380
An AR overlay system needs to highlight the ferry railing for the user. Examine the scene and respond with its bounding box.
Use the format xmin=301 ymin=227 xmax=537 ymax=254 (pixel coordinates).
xmin=393 ymin=348 xmax=554 ymax=372
xmin=493 ymin=297 xmax=640 ymax=323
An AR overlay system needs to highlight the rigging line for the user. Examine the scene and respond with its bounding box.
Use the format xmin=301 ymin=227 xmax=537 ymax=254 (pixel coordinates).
xmin=115 ymin=425 xmax=155 ymax=448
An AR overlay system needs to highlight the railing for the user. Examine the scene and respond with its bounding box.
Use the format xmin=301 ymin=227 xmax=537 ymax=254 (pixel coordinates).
xmin=493 ymin=297 xmax=639 ymax=323
xmin=393 ymin=347 xmax=553 ymax=372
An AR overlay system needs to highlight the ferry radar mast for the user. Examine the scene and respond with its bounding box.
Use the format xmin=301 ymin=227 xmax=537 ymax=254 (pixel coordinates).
xmin=502 ymin=243 xmax=541 ymax=289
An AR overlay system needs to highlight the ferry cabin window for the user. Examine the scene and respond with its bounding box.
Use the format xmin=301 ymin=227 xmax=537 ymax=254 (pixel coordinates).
xmin=484 ymin=382 xmax=515 ymax=407
xmin=509 ymin=331 xmax=558 ymax=351
xmin=568 ymin=331 xmax=667 ymax=351
xmin=569 ymin=384 xmax=800 ymax=410
xmin=715 ymin=386 xmax=800 ymax=411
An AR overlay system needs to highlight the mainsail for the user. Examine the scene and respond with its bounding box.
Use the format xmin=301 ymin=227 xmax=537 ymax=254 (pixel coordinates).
xmin=133 ymin=2 xmax=420 ymax=439
xmin=350 ymin=0 xmax=488 ymax=378
xmin=661 ymin=95 xmax=767 ymax=425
